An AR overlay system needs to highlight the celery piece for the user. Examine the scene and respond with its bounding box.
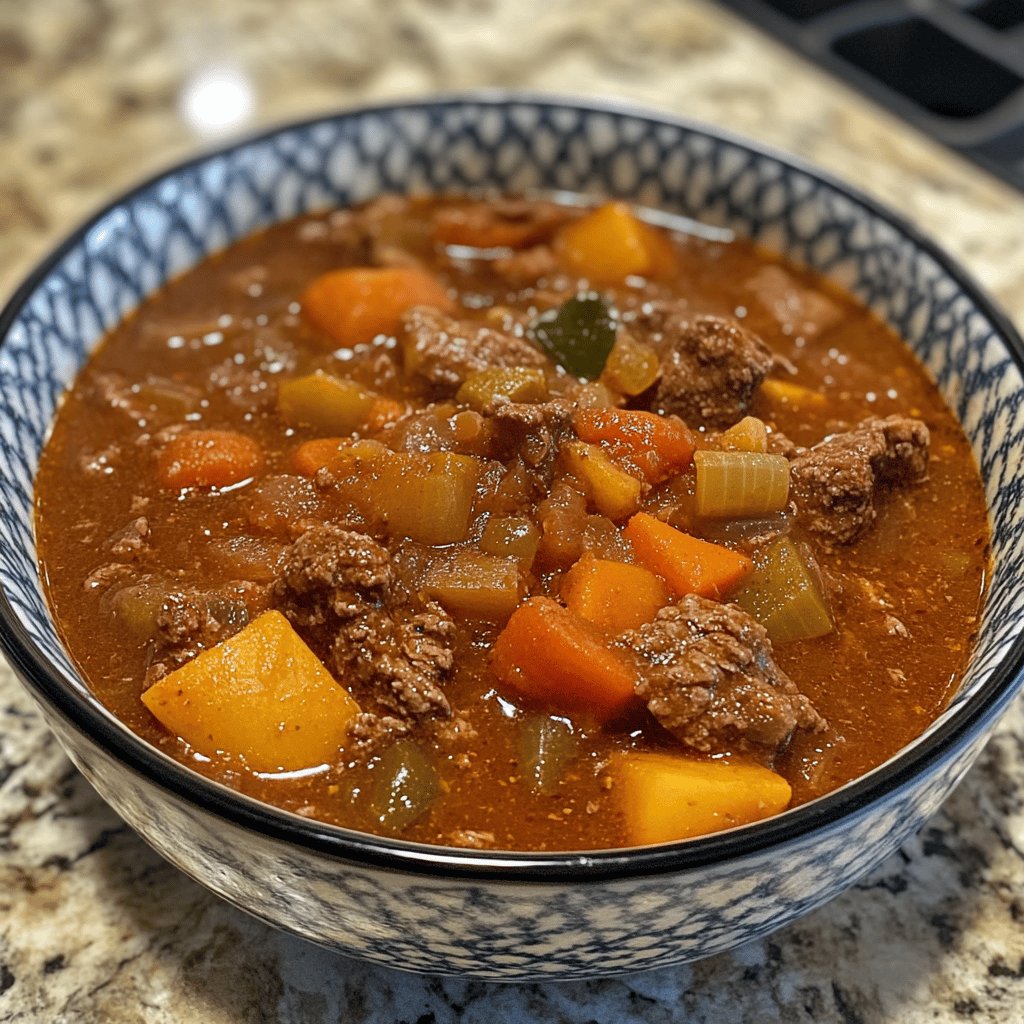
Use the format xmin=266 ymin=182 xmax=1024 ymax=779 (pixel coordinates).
xmin=519 ymin=716 xmax=578 ymax=795
xmin=369 ymin=740 xmax=439 ymax=833
xmin=736 ymin=538 xmax=832 ymax=643
xmin=694 ymin=449 xmax=790 ymax=518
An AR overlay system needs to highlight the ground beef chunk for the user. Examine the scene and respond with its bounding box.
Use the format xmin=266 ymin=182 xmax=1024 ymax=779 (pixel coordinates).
xmin=109 ymin=517 xmax=149 ymax=560
xmin=622 ymin=596 xmax=825 ymax=759
xmin=647 ymin=313 xmax=774 ymax=428
xmin=791 ymin=415 xmax=930 ymax=546
xmin=145 ymin=584 xmax=262 ymax=683
xmin=272 ymin=524 xmax=391 ymax=626
xmin=486 ymin=397 xmax=575 ymax=474
xmin=745 ymin=264 xmax=844 ymax=340
xmin=493 ymin=245 xmax=559 ymax=285
xmin=402 ymin=306 xmax=547 ymax=391
xmin=272 ymin=523 xmax=455 ymax=726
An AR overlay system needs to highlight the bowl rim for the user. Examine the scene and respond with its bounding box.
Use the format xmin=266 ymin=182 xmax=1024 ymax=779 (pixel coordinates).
xmin=2 ymin=90 xmax=1023 ymax=883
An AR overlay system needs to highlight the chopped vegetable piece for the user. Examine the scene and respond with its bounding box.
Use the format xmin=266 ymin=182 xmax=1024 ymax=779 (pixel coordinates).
xmin=530 ymin=296 xmax=617 ymax=379
xmin=301 ymin=267 xmax=454 ymax=347
xmin=369 ymin=740 xmax=440 ymax=833
xmin=573 ymin=408 xmax=695 ymax=483
xmin=694 ymin=450 xmax=791 ymax=518
xmin=291 ymin=437 xmax=388 ymax=477
xmin=562 ymin=553 xmax=668 ymax=634
xmin=157 ymin=429 xmax=263 ymax=490
xmin=479 ymin=515 xmax=541 ymax=569
xmin=433 ymin=204 xmax=560 ymax=250
xmin=761 ymin=378 xmax=827 ymax=408
xmin=422 ymin=551 xmax=523 ymax=620
xmin=456 ymin=367 xmax=549 ymax=410
xmin=373 ymin=451 xmax=483 ymax=545
xmin=555 ymin=202 xmax=676 ymax=283
xmin=366 ymin=396 xmax=406 ymax=431
xmin=277 ymin=371 xmax=377 ymax=434
xmin=601 ymin=333 xmax=661 ymax=396
xmin=518 ymin=716 xmax=578 ymax=795
xmin=736 ymin=537 xmax=833 ymax=643
xmin=625 ymin=512 xmax=753 ymax=600
xmin=610 ymin=752 xmax=792 ymax=844
xmin=721 ymin=415 xmax=768 ymax=453
xmin=141 ymin=610 xmax=360 ymax=772
xmin=563 ymin=440 xmax=643 ymax=521
xmin=491 ymin=597 xmax=638 ymax=723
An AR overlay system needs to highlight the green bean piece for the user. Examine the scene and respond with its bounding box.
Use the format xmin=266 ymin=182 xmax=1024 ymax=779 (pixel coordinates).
xmin=530 ymin=297 xmax=617 ymax=379
xmin=369 ymin=740 xmax=440 ymax=833
xmin=519 ymin=716 xmax=578 ymax=795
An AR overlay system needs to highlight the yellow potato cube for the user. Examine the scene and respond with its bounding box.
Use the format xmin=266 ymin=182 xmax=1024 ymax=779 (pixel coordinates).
xmin=141 ymin=610 xmax=359 ymax=772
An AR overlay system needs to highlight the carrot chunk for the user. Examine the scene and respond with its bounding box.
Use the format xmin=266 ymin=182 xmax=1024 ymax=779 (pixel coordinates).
xmin=291 ymin=437 xmax=388 ymax=477
xmin=301 ymin=267 xmax=455 ymax=347
xmin=490 ymin=597 xmax=638 ymax=722
xmin=574 ymin=409 xmax=695 ymax=483
xmin=562 ymin=553 xmax=668 ymax=635
xmin=141 ymin=611 xmax=360 ymax=772
xmin=610 ymin=752 xmax=792 ymax=844
xmin=157 ymin=429 xmax=263 ymax=490
xmin=624 ymin=512 xmax=753 ymax=600
xmin=556 ymin=202 xmax=676 ymax=284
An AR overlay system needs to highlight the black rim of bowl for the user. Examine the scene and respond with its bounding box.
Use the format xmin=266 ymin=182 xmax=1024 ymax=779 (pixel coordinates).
xmin=2 ymin=92 xmax=1023 ymax=883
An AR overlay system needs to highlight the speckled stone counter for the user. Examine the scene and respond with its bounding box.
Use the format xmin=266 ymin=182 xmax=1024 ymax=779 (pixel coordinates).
xmin=2 ymin=1 xmax=1023 ymax=1021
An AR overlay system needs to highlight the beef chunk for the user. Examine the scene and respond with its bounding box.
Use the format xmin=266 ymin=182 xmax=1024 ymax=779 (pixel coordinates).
xmin=486 ymin=397 xmax=575 ymax=474
xmin=622 ymin=596 xmax=824 ymax=758
xmin=333 ymin=606 xmax=454 ymax=722
xmin=745 ymin=264 xmax=844 ymax=340
xmin=272 ymin=524 xmax=455 ymax=726
xmin=493 ymin=245 xmax=559 ymax=285
xmin=146 ymin=583 xmax=264 ymax=683
xmin=273 ymin=524 xmax=392 ymax=627
xmin=647 ymin=313 xmax=773 ymax=428
xmin=791 ymin=415 xmax=929 ymax=546
xmin=402 ymin=306 xmax=547 ymax=391
xmin=109 ymin=517 xmax=149 ymax=560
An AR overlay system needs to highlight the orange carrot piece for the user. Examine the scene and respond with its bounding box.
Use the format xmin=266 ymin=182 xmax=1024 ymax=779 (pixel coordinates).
xmin=490 ymin=597 xmax=638 ymax=723
xmin=301 ymin=267 xmax=455 ymax=347
xmin=366 ymin=396 xmax=406 ymax=431
xmin=574 ymin=409 xmax=696 ymax=483
xmin=556 ymin=202 xmax=677 ymax=283
xmin=562 ymin=553 xmax=668 ymax=635
xmin=157 ymin=430 xmax=263 ymax=490
xmin=291 ymin=437 xmax=347 ymax=476
xmin=624 ymin=512 xmax=753 ymax=600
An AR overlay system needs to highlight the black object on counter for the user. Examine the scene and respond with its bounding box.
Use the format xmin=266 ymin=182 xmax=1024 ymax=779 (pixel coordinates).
xmin=715 ymin=0 xmax=1024 ymax=192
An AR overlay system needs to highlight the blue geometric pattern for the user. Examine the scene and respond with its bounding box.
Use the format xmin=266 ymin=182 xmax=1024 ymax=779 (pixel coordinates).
xmin=1 ymin=97 xmax=1023 ymax=979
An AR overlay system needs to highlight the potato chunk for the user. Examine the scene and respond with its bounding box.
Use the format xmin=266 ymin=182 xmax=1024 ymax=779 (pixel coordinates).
xmin=141 ymin=610 xmax=359 ymax=772
xmin=610 ymin=752 xmax=792 ymax=845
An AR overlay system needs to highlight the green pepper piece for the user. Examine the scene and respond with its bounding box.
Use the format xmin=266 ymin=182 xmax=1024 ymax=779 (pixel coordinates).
xmin=530 ymin=297 xmax=617 ymax=379
xmin=369 ymin=740 xmax=439 ymax=833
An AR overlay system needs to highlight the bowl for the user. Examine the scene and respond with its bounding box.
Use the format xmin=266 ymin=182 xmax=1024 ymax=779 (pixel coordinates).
xmin=1 ymin=94 xmax=1022 ymax=980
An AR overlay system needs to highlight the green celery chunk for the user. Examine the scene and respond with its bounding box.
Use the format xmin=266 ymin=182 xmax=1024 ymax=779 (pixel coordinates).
xmin=736 ymin=537 xmax=832 ymax=643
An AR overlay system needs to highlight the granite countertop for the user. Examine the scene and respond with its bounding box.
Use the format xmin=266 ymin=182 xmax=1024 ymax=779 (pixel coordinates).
xmin=2 ymin=1 xmax=1023 ymax=1020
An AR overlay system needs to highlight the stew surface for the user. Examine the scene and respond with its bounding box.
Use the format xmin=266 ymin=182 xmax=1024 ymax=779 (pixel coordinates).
xmin=35 ymin=195 xmax=989 ymax=851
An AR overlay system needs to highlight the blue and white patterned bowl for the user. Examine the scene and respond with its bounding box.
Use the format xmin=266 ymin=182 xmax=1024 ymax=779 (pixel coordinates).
xmin=1 ymin=95 xmax=1023 ymax=980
